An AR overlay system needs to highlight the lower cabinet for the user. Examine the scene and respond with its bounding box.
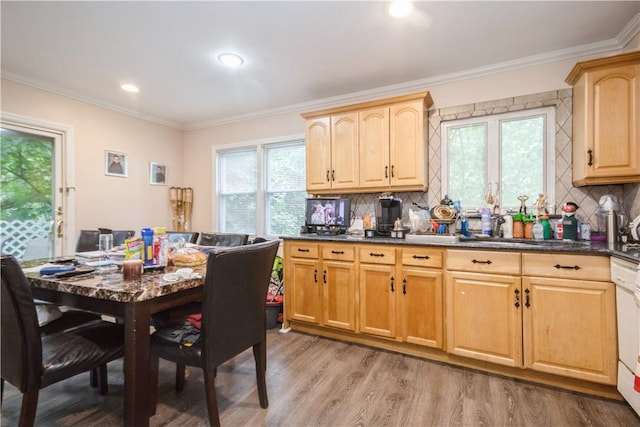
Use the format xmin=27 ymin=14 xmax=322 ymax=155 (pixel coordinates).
xmin=446 ymin=250 xmax=617 ymax=385
xmin=522 ymin=253 xmax=617 ymax=385
xmin=446 ymin=250 xmax=522 ymax=366
xmin=285 ymin=241 xmax=618 ymax=392
xmin=359 ymin=245 xmax=444 ymax=349
xmin=285 ymin=241 xmax=356 ymax=331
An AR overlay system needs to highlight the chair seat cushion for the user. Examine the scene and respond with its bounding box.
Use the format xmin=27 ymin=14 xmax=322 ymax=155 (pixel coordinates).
xmin=151 ymin=334 xmax=203 ymax=368
xmin=41 ymin=322 xmax=124 ymax=388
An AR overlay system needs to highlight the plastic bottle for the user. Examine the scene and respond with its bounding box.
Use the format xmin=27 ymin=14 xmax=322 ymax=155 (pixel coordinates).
xmin=502 ymin=215 xmax=513 ymax=239
xmin=141 ymin=228 xmax=154 ymax=266
xmin=154 ymin=226 xmax=169 ymax=266
xmin=460 ymin=213 xmax=470 ymax=237
xmin=481 ymin=208 xmax=492 ymax=236
xmin=540 ymin=215 xmax=552 ymax=240
xmin=532 ymin=218 xmax=544 ymax=240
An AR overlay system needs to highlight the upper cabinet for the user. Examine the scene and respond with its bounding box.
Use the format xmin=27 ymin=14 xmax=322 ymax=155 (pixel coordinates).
xmin=302 ymin=91 xmax=432 ymax=194
xmin=566 ymin=51 xmax=640 ymax=186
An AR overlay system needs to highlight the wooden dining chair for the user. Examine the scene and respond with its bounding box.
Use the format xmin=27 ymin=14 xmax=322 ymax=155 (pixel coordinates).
xmin=149 ymin=240 xmax=279 ymax=426
xmin=0 ymin=255 xmax=125 ymax=427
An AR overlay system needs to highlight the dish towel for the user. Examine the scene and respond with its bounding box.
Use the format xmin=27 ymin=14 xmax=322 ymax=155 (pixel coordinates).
xmin=635 ymin=355 xmax=640 ymax=393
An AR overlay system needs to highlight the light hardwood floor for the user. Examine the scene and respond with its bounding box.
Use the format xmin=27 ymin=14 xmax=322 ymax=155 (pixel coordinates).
xmin=2 ymin=328 xmax=639 ymax=426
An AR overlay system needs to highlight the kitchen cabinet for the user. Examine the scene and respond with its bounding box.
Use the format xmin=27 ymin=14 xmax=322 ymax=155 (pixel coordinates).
xmin=359 ymin=245 xmax=444 ymax=349
xmin=359 ymin=97 xmax=428 ymax=191
xmin=302 ymin=91 xmax=432 ymax=194
xmin=566 ymin=51 xmax=640 ymax=186
xmin=358 ymin=245 xmax=397 ymax=338
xmin=304 ymin=114 xmax=359 ymax=192
xmin=284 ymin=241 xmax=356 ymax=331
xmin=522 ymin=253 xmax=617 ymax=385
xmin=446 ymin=250 xmax=522 ymax=367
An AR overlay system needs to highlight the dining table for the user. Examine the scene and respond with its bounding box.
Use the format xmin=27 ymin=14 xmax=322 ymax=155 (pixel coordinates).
xmin=24 ymin=261 xmax=207 ymax=427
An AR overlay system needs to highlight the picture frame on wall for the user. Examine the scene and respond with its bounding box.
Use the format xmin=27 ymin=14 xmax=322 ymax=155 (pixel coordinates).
xmin=105 ymin=150 xmax=127 ymax=177
xmin=150 ymin=162 xmax=167 ymax=185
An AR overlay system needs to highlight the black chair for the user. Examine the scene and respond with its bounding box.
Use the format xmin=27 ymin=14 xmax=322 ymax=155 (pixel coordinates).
xmin=149 ymin=240 xmax=279 ymax=426
xmin=0 ymin=255 xmax=124 ymax=427
xmin=75 ymin=229 xmax=101 ymax=252
xmin=113 ymin=230 xmax=135 ymax=246
xmin=166 ymin=231 xmax=199 ymax=245
xmin=197 ymin=232 xmax=248 ymax=247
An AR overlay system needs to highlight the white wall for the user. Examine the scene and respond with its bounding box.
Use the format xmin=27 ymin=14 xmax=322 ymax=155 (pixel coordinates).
xmin=1 ymin=79 xmax=184 ymax=240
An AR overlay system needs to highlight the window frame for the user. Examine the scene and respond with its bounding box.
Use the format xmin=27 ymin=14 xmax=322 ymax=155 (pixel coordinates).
xmin=213 ymin=134 xmax=306 ymax=239
xmin=441 ymin=106 xmax=555 ymax=212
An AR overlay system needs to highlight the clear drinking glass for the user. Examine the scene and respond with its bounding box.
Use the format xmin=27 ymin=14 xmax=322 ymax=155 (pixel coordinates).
xmin=98 ymin=234 xmax=113 ymax=264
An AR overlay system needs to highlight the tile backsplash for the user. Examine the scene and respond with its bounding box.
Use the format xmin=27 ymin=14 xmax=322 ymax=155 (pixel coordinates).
xmin=343 ymin=89 xmax=639 ymax=231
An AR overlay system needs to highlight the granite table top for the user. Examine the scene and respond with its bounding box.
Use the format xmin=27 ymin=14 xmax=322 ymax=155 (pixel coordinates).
xmin=25 ymin=264 xmax=207 ymax=303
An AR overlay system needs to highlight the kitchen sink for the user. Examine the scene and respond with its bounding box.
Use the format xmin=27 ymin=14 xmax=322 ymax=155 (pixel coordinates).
xmin=405 ymin=234 xmax=460 ymax=244
xmin=460 ymin=237 xmax=591 ymax=249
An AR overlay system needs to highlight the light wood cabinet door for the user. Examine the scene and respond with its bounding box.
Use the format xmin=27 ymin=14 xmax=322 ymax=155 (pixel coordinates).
xmin=305 ymin=117 xmax=332 ymax=191
xmin=522 ymin=276 xmax=617 ymax=385
xmin=359 ymin=107 xmax=390 ymax=189
xmin=390 ymin=99 xmax=426 ymax=189
xmin=330 ymin=112 xmax=359 ymax=190
xmin=400 ymin=267 xmax=443 ymax=349
xmin=446 ymin=271 xmax=522 ymax=367
xmin=288 ymin=257 xmax=322 ymax=324
xmin=568 ymin=52 xmax=640 ymax=185
xmin=322 ymin=260 xmax=356 ymax=331
xmin=359 ymin=263 xmax=397 ymax=338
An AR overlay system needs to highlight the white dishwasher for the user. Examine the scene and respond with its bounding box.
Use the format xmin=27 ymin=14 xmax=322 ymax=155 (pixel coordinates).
xmin=611 ymin=256 xmax=640 ymax=416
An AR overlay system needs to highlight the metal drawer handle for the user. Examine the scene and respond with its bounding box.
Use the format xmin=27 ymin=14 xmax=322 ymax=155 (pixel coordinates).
xmin=525 ymin=288 xmax=531 ymax=308
xmin=314 ymin=269 xmax=317 ymax=283
xmin=390 ymin=277 xmax=395 ymax=292
xmin=369 ymin=252 xmax=385 ymax=257
xmin=514 ymin=288 xmax=520 ymax=308
xmin=331 ymin=250 xmax=344 ymax=255
xmin=412 ymin=255 xmax=430 ymax=260
xmin=587 ymin=149 xmax=593 ymax=166
xmin=402 ymin=278 xmax=407 ymax=295
xmin=554 ymin=264 xmax=581 ymax=270
xmin=472 ymin=259 xmax=492 ymax=265
xmin=297 ymin=248 xmax=310 ymax=253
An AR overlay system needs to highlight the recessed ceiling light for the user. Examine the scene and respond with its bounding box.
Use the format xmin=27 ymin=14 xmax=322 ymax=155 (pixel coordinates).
xmin=388 ymin=0 xmax=413 ymax=18
xmin=120 ymin=83 xmax=139 ymax=93
xmin=218 ymin=52 xmax=244 ymax=68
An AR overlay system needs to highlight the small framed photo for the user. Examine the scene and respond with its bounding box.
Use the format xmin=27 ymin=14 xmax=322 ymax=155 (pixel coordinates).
xmin=150 ymin=162 xmax=167 ymax=185
xmin=105 ymin=150 xmax=127 ymax=177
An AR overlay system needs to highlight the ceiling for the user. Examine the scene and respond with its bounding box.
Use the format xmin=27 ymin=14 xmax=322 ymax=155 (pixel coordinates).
xmin=1 ymin=1 xmax=639 ymax=130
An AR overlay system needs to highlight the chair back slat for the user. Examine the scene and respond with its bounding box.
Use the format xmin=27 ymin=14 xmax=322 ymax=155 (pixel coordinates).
xmin=197 ymin=232 xmax=248 ymax=247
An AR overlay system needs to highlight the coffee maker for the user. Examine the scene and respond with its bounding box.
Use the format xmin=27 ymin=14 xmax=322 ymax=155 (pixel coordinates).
xmin=376 ymin=195 xmax=402 ymax=236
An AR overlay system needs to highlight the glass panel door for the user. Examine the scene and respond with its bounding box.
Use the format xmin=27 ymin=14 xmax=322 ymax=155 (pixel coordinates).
xmin=0 ymin=126 xmax=64 ymax=260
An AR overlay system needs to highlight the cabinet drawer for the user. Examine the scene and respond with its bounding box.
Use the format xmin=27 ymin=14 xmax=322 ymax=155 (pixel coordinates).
xmin=446 ymin=250 xmax=521 ymax=275
xmin=522 ymin=253 xmax=610 ymax=282
xmin=322 ymin=244 xmax=355 ymax=261
xmin=287 ymin=242 xmax=319 ymax=259
xmin=359 ymin=245 xmax=396 ymax=265
xmin=402 ymin=247 xmax=442 ymax=268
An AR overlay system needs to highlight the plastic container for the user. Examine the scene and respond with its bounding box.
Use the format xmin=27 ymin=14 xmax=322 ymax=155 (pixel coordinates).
xmin=154 ymin=226 xmax=169 ymax=266
xmin=141 ymin=228 xmax=154 ymax=266
xmin=481 ymin=208 xmax=492 ymax=236
xmin=502 ymin=215 xmax=513 ymax=239
xmin=540 ymin=215 xmax=552 ymax=240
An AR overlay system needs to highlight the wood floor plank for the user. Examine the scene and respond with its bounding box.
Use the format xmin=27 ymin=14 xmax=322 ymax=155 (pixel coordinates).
xmin=1 ymin=329 xmax=639 ymax=426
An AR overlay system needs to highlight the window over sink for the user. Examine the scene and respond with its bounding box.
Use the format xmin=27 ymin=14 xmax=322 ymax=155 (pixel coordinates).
xmin=441 ymin=107 xmax=555 ymax=212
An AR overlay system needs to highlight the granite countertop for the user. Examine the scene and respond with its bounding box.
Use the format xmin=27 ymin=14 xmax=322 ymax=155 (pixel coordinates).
xmin=280 ymin=234 xmax=640 ymax=264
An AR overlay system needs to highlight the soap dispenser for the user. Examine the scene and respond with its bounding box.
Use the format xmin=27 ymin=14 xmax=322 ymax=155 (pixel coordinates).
xmin=502 ymin=215 xmax=513 ymax=238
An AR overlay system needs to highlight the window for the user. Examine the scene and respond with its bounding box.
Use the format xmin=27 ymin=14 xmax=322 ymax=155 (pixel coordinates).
xmin=216 ymin=138 xmax=306 ymax=238
xmin=441 ymin=107 xmax=555 ymax=212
